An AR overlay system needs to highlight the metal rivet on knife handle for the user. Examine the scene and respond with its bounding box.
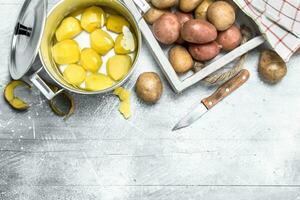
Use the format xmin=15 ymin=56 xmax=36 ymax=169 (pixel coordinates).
xmin=201 ymin=69 xmax=250 ymax=110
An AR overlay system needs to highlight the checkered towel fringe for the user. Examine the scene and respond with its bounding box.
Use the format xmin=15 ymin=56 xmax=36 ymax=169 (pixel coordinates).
xmin=233 ymin=0 xmax=300 ymax=62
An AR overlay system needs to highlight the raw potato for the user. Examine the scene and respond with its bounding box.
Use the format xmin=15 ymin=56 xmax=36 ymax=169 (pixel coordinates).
xmin=169 ymin=45 xmax=194 ymax=73
xmin=4 ymin=80 xmax=31 ymax=110
xmin=136 ymin=72 xmax=163 ymax=103
xmin=80 ymin=48 xmax=102 ymax=72
xmin=189 ymin=41 xmax=220 ymax=61
xmin=151 ymin=0 xmax=176 ymax=9
xmin=107 ymin=15 xmax=130 ymax=33
xmin=81 ymin=6 xmax=106 ymax=32
xmin=179 ymin=0 xmax=203 ymax=12
xmin=207 ymin=1 xmax=235 ymax=31
xmin=181 ymin=19 xmax=217 ymax=44
xmin=85 ymin=73 xmax=115 ymax=91
xmin=90 ymin=29 xmax=114 ymax=55
xmin=63 ymin=64 xmax=86 ymax=86
xmin=114 ymin=27 xmax=136 ymax=54
xmin=55 ymin=17 xmax=82 ymax=41
xmin=107 ymin=55 xmax=132 ymax=81
xmin=52 ymin=40 xmax=80 ymax=65
xmin=195 ymin=0 xmax=214 ymax=20
xmin=153 ymin=13 xmax=181 ymax=45
xmin=258 ymin=50 xmax=287 ymax=84
xmin=217 ymin=24 xmax=242 ymax=51
xmin=175 ymin=12 xmax=193 ymax=44
xmin=144 ymin=7 xmax=167 ymax=24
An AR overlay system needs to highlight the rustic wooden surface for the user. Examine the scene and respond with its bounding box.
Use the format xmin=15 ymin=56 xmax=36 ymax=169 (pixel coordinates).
xmin=1 ymin=0 xmax=300 ymax=199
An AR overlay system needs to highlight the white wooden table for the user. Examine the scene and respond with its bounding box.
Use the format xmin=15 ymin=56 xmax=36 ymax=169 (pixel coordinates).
xmin=1 ymin=0 xmax=300 ymax=199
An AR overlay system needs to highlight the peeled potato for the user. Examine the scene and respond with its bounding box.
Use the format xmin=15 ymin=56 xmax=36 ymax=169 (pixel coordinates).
xmin=63 ymin=64 xmax=86 ymax=86
xmin=107 ymin=55 xmax=132 ymax=81
xmin=81 ymin=6 xmax=106 ymax=32
xmin=4 ymin=80 xmax=31 ymax=110
xmin=85 ymin=73 xmax=115 ymax=91
xmin=107 ymin=15 xmax=130 ymax=33
xmin=55 ymin=17 xmax=82 ymax=41
xmin=114 ymin=28 xmax=136 ymax=54
xmin=80 ymin=48 xmax=102 ymax=72
xmin=207 ymin=1 xmax=235 ymax=31
xmin=90 ymin=29 xmax=114 ymax=55
xmin=52 ymin=40 xmax=80 ymax=65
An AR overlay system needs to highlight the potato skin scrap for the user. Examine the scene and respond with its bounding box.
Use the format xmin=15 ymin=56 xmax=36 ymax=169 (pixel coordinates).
xmin=4 ymin=80 xmax=31 ymax=111
xmin=119 ymin=100 xmax=131 ymax=119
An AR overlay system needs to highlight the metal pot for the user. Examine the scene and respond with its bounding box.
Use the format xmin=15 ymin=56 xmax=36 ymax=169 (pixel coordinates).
xmin=9 ymin=0 xmax=142 ymax=100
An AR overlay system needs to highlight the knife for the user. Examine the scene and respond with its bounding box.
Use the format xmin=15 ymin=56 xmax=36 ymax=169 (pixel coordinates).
xmin=172 ymin=69 xmax=250 ymax=131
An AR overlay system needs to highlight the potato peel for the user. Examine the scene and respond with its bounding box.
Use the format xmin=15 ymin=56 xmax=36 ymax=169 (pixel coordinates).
xmin=49 ymin=85 xmax=75 ymax=120
xmin=4 ymin=80 xmax=31 ymax=111
xmin=114 ymin=87 xmax=131 ymax=119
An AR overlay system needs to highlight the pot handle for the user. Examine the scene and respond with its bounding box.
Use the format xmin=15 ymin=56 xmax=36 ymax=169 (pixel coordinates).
xmin=30 ymin=68 xmax=63 ymax=100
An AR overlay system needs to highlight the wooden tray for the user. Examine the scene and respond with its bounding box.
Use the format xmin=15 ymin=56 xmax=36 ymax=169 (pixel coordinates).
xmin=123 ymin=0 xmax=265 ymax=93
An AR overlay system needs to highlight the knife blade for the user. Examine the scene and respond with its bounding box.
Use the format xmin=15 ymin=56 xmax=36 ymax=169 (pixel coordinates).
xmin=172 ymin=69 xmax=250 ymax=131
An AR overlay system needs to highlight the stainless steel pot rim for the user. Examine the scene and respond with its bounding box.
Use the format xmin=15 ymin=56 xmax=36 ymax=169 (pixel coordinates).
xmin=39 ymin=0 xmax=142 ymax=95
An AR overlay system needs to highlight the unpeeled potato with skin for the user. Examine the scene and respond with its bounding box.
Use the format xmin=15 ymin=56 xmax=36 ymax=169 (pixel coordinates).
xmin=169 ymin=45 xmax=194 ymax=73
xmin=153 ymin=13 xmax=181 ymax=45
xmin=179 ymin=0 xmax=203 ymax=12
xmin=258 ymin=50 xmax=287 ymax=84
xmin=189 ymin=41 xmax=220 ymax=61
xmin=151 ymin=0 xmax=176 ymax=9
xmin=195 ymin=0 xmax=214 ymax=20
xmin=181 ymin=19 xmax=217 ymax=44
xmin=207 ymin=1 xmax=235 ymax=31
xmin=175 ymin=12 xmax=193 ymax=44
xmin=136 ymin=72 xmax=163 ymax=103
xmin=144 ymin=7 xmax=168 ymax=24
xmin=217 ymin=24 xmax=242 ymax=51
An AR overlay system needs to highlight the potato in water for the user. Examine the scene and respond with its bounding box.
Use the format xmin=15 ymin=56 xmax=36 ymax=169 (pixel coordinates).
xmin=114 ymin=27 xmax=136 ymax=54
xmin=107 ymin=15 xmax=130 ymax=33
xmin=80 ymin=48 xmax=103 ymax=72
xmin=63 ymin=64 xmax=86 ymax=86
xmin=55 ymin=17 xmax=82 ymax=41
xmin=81 ymin=6 xmax=106 ymax=32
xmin=107 ymin=55 xmax=132 ymax=81
xmin=52 ymin=40 xmax=80 ymax=65
xmin=85 ymin=73 xmax=115 ymax=91
xmin=90 ymin=29 xmax=114 ymax=55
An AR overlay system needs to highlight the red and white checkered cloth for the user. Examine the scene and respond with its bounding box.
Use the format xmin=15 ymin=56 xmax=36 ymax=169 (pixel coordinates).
xmin=233 ymin=0 xmax=300 ymax=62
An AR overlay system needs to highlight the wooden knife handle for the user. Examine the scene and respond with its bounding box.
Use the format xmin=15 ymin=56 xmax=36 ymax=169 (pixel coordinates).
xmin=201 ymin=69 xmax=250 ymax=110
